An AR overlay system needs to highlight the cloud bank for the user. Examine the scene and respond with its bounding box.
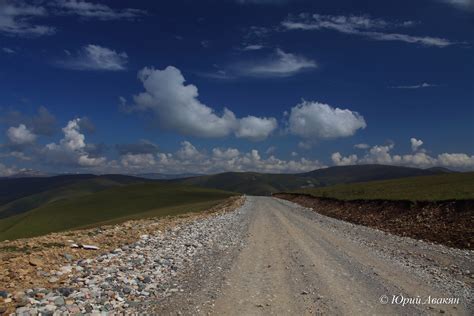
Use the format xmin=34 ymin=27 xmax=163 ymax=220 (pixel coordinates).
xmin=116 ymin=140 xmax=326 ymax=174
xmin=332 ymin=138 xmax=474 ymax=170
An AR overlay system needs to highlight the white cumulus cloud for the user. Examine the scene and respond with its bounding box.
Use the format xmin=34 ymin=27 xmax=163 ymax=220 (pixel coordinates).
xmin=7 ymin=124 xmax=37 ymax=145
xmin=129 ymin=66 xmax=277 ymax=140
xmin=235 ymin=116 xmax=278 ymax=141
xmin=43 ymin=118 xmax=106 ymax=167
xmin=120 ymin=153 xmax=156 ymax=169
xmin=410 ymin=138 xmax=424 ymax=151
xmin=331 ymin=152 xmax=359 ymax=166
xmin=288 ymin=101 xmax=366 ymax=141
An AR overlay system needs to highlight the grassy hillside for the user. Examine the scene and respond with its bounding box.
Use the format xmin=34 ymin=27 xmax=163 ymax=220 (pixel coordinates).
xmin=0 ymin=174 xmax=150 ymax=206
xmin=299 ymin=164 xmax=446 ymax=186
xmin=293 ymin=172 xmax=474 ymax=201
xmin=0 ymin=183 xmax=236 ymax=241
xmin=173 ymin=165 xmax=449 ymax=195
xmin=0 ymin=177 xmax=151 ymax=219
xmin=174 ymin=172 xmax=318 ymax=195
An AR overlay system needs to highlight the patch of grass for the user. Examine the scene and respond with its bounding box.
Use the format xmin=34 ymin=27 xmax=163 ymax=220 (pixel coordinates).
xmin=0 ymin=183 xmax=236 ymax=241
xmin=294 ymin=172 xmax=474 ymax=201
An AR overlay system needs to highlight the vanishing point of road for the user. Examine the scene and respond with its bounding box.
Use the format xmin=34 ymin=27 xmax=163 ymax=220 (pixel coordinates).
xmin=157 ymin=196 xmax=473 ymax=315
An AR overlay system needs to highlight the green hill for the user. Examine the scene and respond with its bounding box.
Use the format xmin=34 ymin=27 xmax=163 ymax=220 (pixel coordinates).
xmin=0 ymin=175 xmax=154 ymax=219
xmin=0 ymin=183 xmax=236 ymax=241
xmin=174 ymin=172 xmax=318 ymax=196
xmin=292 ymin=172 xmax=474 ymax=201
xmin=0 ymin=174 xmax=151 ymax=206
xmin=299 ymin=164 xmax=446 ymax=186
xmin=173 ymin=165 xmax=449 ymax=195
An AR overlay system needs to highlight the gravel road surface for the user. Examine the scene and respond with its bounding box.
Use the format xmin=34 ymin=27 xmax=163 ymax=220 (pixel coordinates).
xmin=159 ymin=196 xmax=473 ymax=315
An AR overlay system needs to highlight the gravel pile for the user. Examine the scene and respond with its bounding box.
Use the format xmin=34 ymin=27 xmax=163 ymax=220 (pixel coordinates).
xmin=11 ymin=200 xmax=249 ymax=315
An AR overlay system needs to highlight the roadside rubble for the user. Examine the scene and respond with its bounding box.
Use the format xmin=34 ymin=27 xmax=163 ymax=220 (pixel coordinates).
xmin=0 ymin=196 xmax=244 ymax=314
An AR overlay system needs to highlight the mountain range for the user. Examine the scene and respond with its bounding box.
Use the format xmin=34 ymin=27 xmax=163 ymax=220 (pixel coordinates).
xmin=171 ymin=164 xmax=452 ymax=195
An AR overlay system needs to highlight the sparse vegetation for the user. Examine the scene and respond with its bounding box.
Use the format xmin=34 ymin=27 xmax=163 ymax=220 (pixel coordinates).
xmin=294 ymin=172 xmax=474 ymax=201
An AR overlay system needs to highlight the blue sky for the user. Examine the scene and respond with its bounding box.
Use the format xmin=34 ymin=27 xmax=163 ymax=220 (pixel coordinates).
xmin=0 ymin=0 xmax=473 ymax=175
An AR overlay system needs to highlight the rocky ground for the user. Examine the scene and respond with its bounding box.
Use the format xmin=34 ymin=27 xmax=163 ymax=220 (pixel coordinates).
xmin=1 ymin=195 xmax=473 ymax=315
xmin=0 ymin=196 xmax=244 ymax=315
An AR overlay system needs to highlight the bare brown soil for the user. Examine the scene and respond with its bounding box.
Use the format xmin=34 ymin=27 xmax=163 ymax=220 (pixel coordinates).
xmin=274 ymin=193 xmax=474 ymax=250
xmin=0 ymin=196 xmax=244 ymax=296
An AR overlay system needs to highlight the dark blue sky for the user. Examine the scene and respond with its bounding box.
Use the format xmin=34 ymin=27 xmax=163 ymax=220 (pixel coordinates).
xmin=0 ymin=0 xmax=473 ymax=175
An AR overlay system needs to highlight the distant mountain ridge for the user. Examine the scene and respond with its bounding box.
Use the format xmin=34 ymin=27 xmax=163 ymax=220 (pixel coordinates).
xmin=172 ymin=164 xmax=452 ymax=195
xmin=136 ymin=173 xmax=203 ymax=180
xmin=0 ymin=165 xmax=453 ymax=206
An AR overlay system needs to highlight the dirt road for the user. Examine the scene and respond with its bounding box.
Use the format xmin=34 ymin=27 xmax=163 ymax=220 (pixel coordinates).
xmin=157 ymin=196 xmax=473 ymax=315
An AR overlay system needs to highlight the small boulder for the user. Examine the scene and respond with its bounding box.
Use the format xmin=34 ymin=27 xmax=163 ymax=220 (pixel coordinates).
xmin=54 ymin=297 xmax=65 ymax=306
xmin=48 ymin=277 xmax=59 ymax=283
xmin=29 ymin=257 xmax=43 ymax=267
xmin=57 ymin=288 xmax=73 ymax=297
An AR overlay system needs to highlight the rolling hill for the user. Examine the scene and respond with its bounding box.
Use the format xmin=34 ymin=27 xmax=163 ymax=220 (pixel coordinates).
xmin=173 ymin=164 xmax=451 ymax=195
xmin=137 ymin=173 xmax=203 ymax=180
xmin=174 ymin=172 xmax=317 ymax=196
xmin=299 ymin=164 xmax=449 ymax=186
xmin=0 ymin=174 xmax=151 ymax=206
xmin=0 ymin=183 xmax=236 ymax=241
xmin=0 ymin=176 xmax=155 ymax=219
xmin=291 ymin=172 xmax=474 ymax=201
